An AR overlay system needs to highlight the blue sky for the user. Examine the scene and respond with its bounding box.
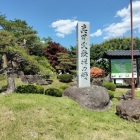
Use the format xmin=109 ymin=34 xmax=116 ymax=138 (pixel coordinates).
xmin=0 ymin=0 xmax=140 ymax=48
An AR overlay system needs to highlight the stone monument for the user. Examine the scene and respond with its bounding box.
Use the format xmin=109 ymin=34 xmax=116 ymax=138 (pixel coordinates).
xmin=63 ymin=22 xmax=112 ymax=111
xmin=77 ymin=22 xmax=90 ymax=87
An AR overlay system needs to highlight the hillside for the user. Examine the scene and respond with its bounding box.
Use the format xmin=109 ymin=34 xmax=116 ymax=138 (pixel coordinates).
xmin=0 ymin=90 xmax=140 ymax=140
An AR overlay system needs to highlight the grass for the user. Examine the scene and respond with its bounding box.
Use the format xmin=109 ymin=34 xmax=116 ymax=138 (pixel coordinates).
xmin=0 ymin=90 xmax=140 ymax=140
xmin=0 ymin=76 xmax=140 ymax=140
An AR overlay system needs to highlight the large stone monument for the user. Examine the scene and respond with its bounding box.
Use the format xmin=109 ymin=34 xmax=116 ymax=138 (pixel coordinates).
xmin=63 ymin=22 xmax=112 ymax=111
xmin=77 ymin=22 xmax=90 ymax=87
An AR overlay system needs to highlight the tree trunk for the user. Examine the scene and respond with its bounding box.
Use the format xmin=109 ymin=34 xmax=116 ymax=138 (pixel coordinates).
xmin=1 ymin=73 xmax=15 ymax=95
xmin=7 ymin=73 xmax=15 ymax=91
xmin=2 ymin=53 xmax=8 ymax=68
xmin=1 ymin=52 xmax=15 ymax=95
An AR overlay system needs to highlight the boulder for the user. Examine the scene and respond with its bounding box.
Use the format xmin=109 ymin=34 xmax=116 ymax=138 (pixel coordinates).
xmin=36 ymin=79 xmax=49 ymax=85
xmin=116 ymin=99 xmax=140 ymax=122
xmin=92 ymin=78 xmax=103 ymax=87
xmin=118 ymin=90 xmax=132 ymax=100
xmin=63 ymin=85 xmax=112 ymax=111
xmin=21 ymin=75 xmax=52 ymax=85
xmin=21 ymin=76 xmax=28 ymax=83
xmin=26 ymin=75 xmax=38 ymax=84
xmin=18 ymin=71 xmax=25 ymax=78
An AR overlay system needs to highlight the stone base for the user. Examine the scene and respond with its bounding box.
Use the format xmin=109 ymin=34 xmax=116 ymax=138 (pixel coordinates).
xmin=63 ymin=85 xmax=112 ymax=111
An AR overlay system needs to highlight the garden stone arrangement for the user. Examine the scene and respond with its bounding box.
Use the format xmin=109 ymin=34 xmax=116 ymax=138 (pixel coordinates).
xmin=21 ymin=75 xmax=52 ymax=85
xmin=65 ymin=22 xmax=112 ymax=111
xmin=63 ymin=85 xmax=112 ymax=111
xmin=116 ymin=98 xmax=140 ymax=122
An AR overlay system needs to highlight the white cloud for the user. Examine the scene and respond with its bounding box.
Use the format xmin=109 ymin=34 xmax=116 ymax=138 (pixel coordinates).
xmin=90 ymin=29 xmax=102 ymax=37
xmin=51 ymin=19 xmax=78 ymax=38
xmin=56 ymin=33 xmax=65 ymax=38
xmin=91 ymin=1 xmax=140 ymax=40
xmin=51 ymin=1 xmax=140 ymax=40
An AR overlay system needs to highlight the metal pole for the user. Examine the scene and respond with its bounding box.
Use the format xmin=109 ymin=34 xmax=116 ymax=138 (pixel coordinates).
xmin=130 ymin=0 xmax=135 ymax=99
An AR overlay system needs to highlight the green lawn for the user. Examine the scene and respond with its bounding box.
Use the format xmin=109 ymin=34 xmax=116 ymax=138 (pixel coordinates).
xmin=0 ymin=90 xmax=140 ymax=140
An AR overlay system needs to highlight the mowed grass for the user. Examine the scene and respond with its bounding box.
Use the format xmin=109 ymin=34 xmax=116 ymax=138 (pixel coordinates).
xmin=0 ymin=89 xmax=140 ymax=140
xmin=0 ymin=76 xmax=140 ymax=140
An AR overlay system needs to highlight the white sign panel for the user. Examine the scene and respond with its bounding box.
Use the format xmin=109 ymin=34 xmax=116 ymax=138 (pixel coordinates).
xmin=77 ymin=22 xmax=90 ymax=87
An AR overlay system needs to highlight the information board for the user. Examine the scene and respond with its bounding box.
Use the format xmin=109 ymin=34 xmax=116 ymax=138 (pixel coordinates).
xmin=111 ymin=59 xmax=137 ymax=78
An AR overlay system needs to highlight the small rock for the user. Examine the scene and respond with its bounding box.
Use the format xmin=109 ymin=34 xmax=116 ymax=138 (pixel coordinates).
xmin=118 ymin=90 xmax=132 ymax=100
xmin=116 ymin=99 xmax=140 ymax=122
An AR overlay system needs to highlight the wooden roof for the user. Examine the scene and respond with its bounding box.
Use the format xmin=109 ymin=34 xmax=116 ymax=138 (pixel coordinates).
xmin=103 ymin=50 xmax=140 ymax=58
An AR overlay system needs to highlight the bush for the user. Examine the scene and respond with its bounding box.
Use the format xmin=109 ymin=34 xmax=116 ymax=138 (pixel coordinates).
xmin=59 ymin=85 xmax=70 ymax=90
xmin=57 ymin=74 xmax=73 ymax=83
xmin=44 ymin=88 xmax=63 ymax=97
xmin=0 ymin=74 xmax=6 ymax=81
xmin=108 ymin=90 xmax=114 ymax=99
xmin=0 ymin=85 xmax=7 ymax=93
xmin=103 ymin=82 xmax=116 ymax=91
xmin=16 ymin=85 xmax=44 ymax=94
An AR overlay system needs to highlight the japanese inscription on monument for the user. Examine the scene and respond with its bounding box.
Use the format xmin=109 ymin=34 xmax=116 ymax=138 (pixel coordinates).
xmin=77 ymin=22 xmax=90 ymax=87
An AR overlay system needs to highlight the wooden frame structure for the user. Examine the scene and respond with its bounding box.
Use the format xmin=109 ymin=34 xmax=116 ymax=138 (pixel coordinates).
xmin=103 ymin=50 xmax=140 ymax=87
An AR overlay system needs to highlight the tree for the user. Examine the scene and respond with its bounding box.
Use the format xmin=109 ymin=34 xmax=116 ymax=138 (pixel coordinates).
xmin=0 ymin=14 xmax=55 ymax=94
xmin=68 ymin=46 xmax=77 ymax=75
xmin=41 ymin=37 xmax=52 ymax=44
xmin=90 ymin=67 xmax=104 ymax=78
xmin=0 ymin=30 xmax=17 ymax=94
xmin=56 ymin=52 xmax=74 ymax=74
xmin=42 ymin=41 xmax=68 ymax=68
xmin=0 ymin=14 xmax=41 ymax=55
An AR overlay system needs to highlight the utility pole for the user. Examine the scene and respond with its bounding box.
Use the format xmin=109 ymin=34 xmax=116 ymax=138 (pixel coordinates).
xmin=130 ymin=0 xmax=135 ymax=99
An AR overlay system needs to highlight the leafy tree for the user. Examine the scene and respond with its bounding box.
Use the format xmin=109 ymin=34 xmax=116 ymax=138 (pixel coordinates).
xmin=0 ymin=14 xmax=55 ymax=94
xmin=41 ymin=37 xmax=52 ymax=44
xmin=0 ymin=14 xmax=43 ymax=55
xmin=90 ymin=44 xmax=104 ymax=60
xmin=90 ymin=67 xmax=104 ymax=78
xmin=56 ymin=52 xmax=74 ymax=74
xmin=42 ymin=41 xmax=68 ymax=68
xmin=68 ymin=46 xmax=76 ymax=75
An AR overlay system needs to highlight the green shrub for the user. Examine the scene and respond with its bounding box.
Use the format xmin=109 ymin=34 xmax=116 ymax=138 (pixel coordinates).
xmin=59 ymin=85 xmax=70 ymax=90
xmin=103 ymin=82 xmax=116 ymax=91
xmin=0 ymin=85 xmax=7 ymax=93
xmin=57 ymin=74 xmax=73 ymax=83
xmin=108 ymin=90 xmax=114 ymax=99
xmin=0 ymin=74 xmax=6 ymax=81
xmin=36 ymin=85 xmax=44 ymax=94
xmin=16 ymin=85 xmax=44 ymax=94
xmin=44 ymin=88 xmax=63 ymax=97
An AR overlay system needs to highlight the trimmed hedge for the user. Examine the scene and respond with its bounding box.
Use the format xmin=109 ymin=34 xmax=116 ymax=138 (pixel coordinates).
xmin=108 ymin=90 xmax=114 ymax=99
xmin=16 ymin=85 xmax=44 ymax=94
xmin=0 ymin=85 xmax=7 ymax=93
xmin=16 ymin=85 xmax=69 ymax=97
xmin=59 ymin=85 xmax=70 ymax=90
xmin=44 ymin=88 xmax=63 ymax=97
xmin=103 ymin=82 xmax=116 ymax=91
xmin=57 ymin=74 xmax=73 ymax=83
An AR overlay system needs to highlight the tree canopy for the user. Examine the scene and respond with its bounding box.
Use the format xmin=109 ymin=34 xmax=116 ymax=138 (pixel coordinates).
xmin=0 ymin=14 xmax=54 ymax=77
xmin=42 ymin=41 xmax=68 ymax=68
